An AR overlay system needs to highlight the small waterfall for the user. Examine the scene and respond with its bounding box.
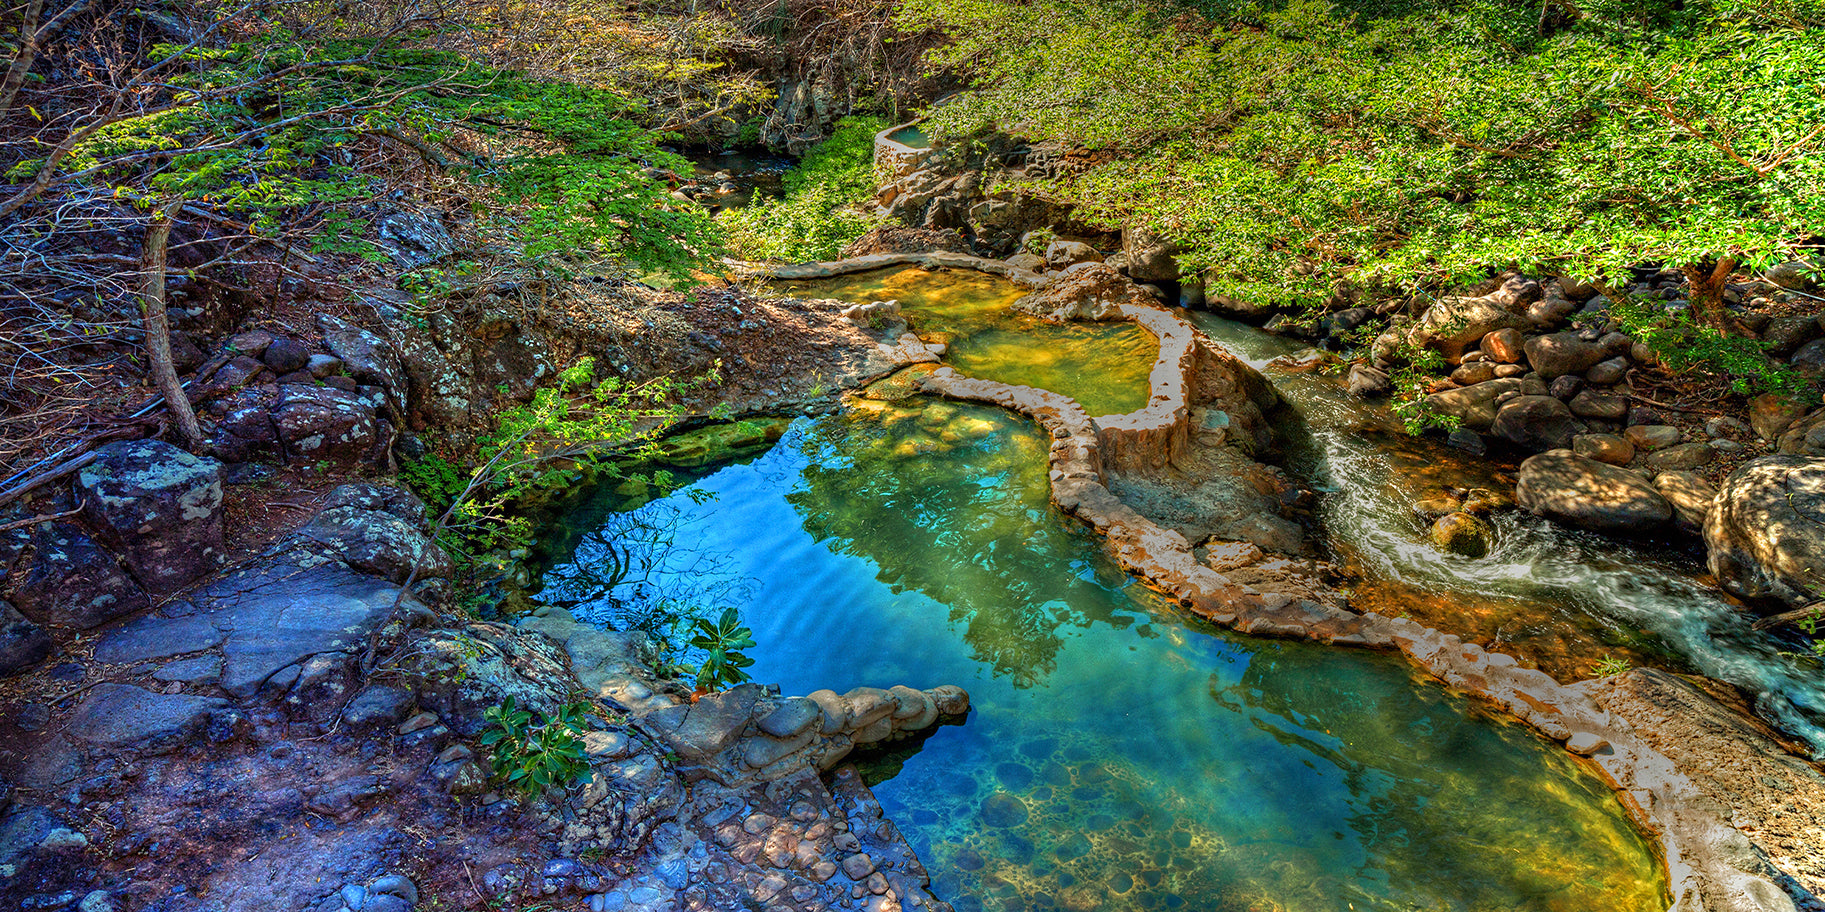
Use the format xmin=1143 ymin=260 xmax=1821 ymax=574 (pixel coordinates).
xmin=1191 ymin=312 xmax=1825 ymax=756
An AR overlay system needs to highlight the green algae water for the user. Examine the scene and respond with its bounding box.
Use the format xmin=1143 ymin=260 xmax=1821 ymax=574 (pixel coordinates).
xmin=542 ymin=399 xmax=1667 ymax=912
xmin=772 ymin=267 xmax=1157 ymax=418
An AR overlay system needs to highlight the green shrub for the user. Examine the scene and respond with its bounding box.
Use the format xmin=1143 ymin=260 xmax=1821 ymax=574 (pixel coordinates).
xmin=1603 ymin=299 xmax=1812 ymax=397
xmin=479 ymin=696 xmax=593 ymax=796
xmin=716 ymin=116 xmax=888 ymax=262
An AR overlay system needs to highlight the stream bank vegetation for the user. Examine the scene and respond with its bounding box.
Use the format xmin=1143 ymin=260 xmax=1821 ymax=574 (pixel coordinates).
xmin=900 ymin=0 xmax=1825 ymax=399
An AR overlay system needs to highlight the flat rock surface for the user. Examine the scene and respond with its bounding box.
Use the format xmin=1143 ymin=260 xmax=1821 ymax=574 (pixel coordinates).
xmin=174 ymin=560 xmax=407 ymax=697
xmin=68 ymin=683 xmax=228 ymax=753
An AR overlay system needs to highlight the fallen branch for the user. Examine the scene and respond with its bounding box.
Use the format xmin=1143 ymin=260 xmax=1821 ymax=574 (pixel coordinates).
xmin=1751 ymin=601 xmax=1825 ymax=632
xmin=0 ymin=449 xmax=99 ymax=511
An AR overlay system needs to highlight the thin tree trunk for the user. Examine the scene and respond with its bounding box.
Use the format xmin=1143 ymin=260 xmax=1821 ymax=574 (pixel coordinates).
xmin=1683 ymin=257 xmax=1740 ymax=335
xmin=140 ymin=199 xmax=205 ymax=450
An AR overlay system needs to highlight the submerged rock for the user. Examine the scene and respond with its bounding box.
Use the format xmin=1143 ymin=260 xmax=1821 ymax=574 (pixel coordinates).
xmin=1516 ymin=452 xmax=1672 ymax=533
xmin=1430 ymin=512 xmax=1492 ymax=558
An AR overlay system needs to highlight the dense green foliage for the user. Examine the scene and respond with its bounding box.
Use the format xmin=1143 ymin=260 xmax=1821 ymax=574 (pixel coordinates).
xmin=42 ymin=28 xmax=715 ymax=278
xmin=899 ymin=0 xmax=1825 ymax=316
xmin=406 ymin=358 xmax=704 ymax=567
xmin=717 ymin=115 xmax=888 ymax=261
xmin=480 ymin=696 xmax=594 ymax=796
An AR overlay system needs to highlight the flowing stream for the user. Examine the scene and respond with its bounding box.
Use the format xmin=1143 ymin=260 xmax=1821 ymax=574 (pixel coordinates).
xmin=1187 ymin=314 xmax=1825 ymax=755
xmin=538 ymin=268 xmax=1677 ymax=911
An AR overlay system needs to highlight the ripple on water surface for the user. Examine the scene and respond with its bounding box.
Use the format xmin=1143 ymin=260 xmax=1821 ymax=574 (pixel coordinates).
xmin=773 ymin=266 xmax=1158 ymax=418
xmin=541 ymin=400 xmax=1667 ymax=912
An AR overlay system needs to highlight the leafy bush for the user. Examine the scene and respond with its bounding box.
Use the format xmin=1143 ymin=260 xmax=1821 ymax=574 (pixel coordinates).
xmin=716 ymin=116 xmax=888 ymax=262
xmin=479 ymin=697 xmax=592 ymax=796
xmin=426 ymin=357 xmax=707 ymax=566
xmin=53 ymin=35 xmax=715 ymax=280
xmin=688 ymin=606 xmax=756 ymax=693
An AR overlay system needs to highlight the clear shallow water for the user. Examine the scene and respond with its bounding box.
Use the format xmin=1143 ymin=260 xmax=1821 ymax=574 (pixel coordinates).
xmin=542 ymin=401 xmax=1666 ymax=912
xmin=1188 ymin=312 xmax=1825 ymax=754
xmin=887 ymin=124 xmax=932 ymax=149
xmin=773 ymin=267 xmax=1157 ymax=418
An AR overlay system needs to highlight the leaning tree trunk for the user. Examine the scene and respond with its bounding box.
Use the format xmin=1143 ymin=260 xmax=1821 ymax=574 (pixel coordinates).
xmin=1682 ymin=257 xmax=1740 ymax=335
xmin=140 ymin=199 xmax=204 ymax=450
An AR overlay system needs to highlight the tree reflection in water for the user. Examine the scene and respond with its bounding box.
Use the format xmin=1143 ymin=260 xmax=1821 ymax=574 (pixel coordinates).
xmin=787 ymin=399 xmax=1151 ymax=688
xmin=541 ymin=497 xmax=756 ymax=646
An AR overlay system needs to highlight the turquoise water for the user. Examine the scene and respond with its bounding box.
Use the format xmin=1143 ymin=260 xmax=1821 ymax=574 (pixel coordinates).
xmin=888 ymin=124 xmax=933 ymax=149
xmin=542 ymin=401 xmax=1667 ymax=912
xmin=773 ymin=267 xmax=1157 ymax=418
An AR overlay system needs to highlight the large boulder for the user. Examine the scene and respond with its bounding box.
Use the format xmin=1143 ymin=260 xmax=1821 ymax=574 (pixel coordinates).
xmin=273 ymin=385 xmax=383 ymax=471
xmin=206 ymin=385 xmax=280 ymax=463
xmin=1524 ymin=332 xmax=1609 ymax=379
xmin=13 ymin=523 xmax=149 ymax=629
xmin=1423 ymin=378 xmax=1524 ymax=431
xmin=1491 ymin=395 xmax=1584 ymax=452
xmin=292 ymin=484 xmax=451 ymax=585
xmin=1407 ymin=281 xmax=1534 ymax=362
xmin=1705 ymin=456 xmax=1825 ymax=606
xmin=1044 ymin=239 xmax=1102 ymax=270
xmin=1122 ymin=227 xmax=1180 ymax=283
xmin=319 ymin=314 xmax=406 ymax=407
xmin=75 ymin=439 xmax=226 ymax=594
xmin=1516 ymin=452 xmax=1673 ymax=533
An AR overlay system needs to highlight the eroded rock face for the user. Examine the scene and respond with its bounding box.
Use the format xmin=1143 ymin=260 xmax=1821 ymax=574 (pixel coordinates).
xmin=13 ymin=522 xmax=149 ymax=629
xmin=1516 ymin=451 xmax=1672 ymax=533
xmin=1706 ymin=456 xmax=1825 ymax=607
xmin=1013 ymin=263 xmax=1153 ymax=321
xmin=67 ymin=683 xmax=231 ymax=755
xmin=75 ymin=439 xmax=226 ymax=595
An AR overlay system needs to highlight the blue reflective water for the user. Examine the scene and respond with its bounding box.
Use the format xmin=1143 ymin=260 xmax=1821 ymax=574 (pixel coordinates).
xmin=544 ymin=401 xmax=1665 ymax=912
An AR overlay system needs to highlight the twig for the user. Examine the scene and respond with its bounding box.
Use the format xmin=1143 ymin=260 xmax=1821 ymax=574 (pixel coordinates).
xmin=0 ymin=502 xmax=83 ymax=533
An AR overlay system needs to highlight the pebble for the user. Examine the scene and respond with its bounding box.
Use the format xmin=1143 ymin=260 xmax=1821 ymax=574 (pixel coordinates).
xmin=1566 ymin=732 xmax=1610 ymax=756
xmin=398 ymin=711 xmax=438 ymax=735
xmin=589 ymin=890 xmax=627 ymax=912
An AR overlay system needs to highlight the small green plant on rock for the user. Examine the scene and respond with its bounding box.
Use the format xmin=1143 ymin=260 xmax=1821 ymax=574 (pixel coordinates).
xmin=1592 ymin=655 xmax=1632 ymax=677
xmin=688 ymin=606 xmax=756 ymax=695
xmin=479 ymin=696 xmax=593 ymax=796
